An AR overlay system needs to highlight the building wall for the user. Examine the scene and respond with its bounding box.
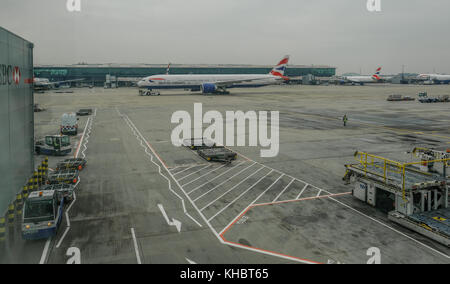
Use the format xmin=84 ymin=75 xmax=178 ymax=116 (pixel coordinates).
xmin=0 ymin=27 xmax=34 ymax=215
xmin=34 ymin=66 xmax=336 ymax=86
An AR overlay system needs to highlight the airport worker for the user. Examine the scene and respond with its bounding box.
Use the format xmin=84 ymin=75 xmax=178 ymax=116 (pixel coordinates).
xmin=343 ymin=114 xmax=348 ymax=127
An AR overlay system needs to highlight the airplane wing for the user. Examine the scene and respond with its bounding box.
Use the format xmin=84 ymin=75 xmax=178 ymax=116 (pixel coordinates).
xmin=213 ymin=77 xmax=286 ymax=88
xmin=45 ymin=79 xmax=85 ymax=86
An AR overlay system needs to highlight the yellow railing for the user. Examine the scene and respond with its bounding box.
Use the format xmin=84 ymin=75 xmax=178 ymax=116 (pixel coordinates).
xmin=351 ymin=151 xmax=450 ymax=200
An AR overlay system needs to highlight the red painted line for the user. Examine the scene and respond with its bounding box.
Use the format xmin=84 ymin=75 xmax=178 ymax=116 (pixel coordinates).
xmin=220 ymin=192 xmax=352 ymax=264
xmin=221 ymin=236 xmax=323 ymax=265
xmin=252 ymin=192 xmax=352 ymax=207
xmin=143 ymin=139 xmax=169 ymax=169
xmin=220 ymin=205 xmax=254 ymax=238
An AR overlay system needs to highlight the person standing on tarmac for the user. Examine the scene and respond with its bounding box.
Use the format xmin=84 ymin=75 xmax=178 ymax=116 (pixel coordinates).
xmin=343 ymin=114 xmax=348 ymax=127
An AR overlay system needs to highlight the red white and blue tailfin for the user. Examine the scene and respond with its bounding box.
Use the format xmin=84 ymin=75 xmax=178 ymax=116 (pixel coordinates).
xmin=166 ymin=63 xmax=171 ymax=75
xmin=270 ymin=55 xmax=290 ymax=79
xmin=372 ymin=67 xmax=382 ymax=81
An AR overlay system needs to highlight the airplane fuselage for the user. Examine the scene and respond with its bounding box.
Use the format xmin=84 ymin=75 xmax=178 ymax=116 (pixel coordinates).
xmin=418 ymin=74 xmax=450 ymax=84
xmin=137 ymin=74 xmax=283 ymax=90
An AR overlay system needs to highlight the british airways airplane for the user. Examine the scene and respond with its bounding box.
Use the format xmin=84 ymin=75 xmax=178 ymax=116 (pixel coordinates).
xmin=342 ymin=67 xmax=383 ymax=85
xmin=417 ymin=73 xmax=450 ymax=84
xmin=137 ymin=56 xmax=290 ymax=95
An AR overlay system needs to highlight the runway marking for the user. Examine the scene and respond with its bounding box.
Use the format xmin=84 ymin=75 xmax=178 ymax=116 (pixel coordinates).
xmin=119 ymin=112 xmax=449 ymax=264
xmin=207 ymin=170 xmax=274 ymax=222
xmin=169 ymin=163 xmax=210 ymax=172
xmin=56 ymin=109 xmax=97 ymax=250
xmin=120 ymin=113 xmax=339 ymax=264
xmin=56 ymin=191 xmax=77 ymax=248
xmin=42 ymin=109 xmax=97 ymax=263
xmin=118 ymin=109 xmax=202 ymax=228
xmin=199 ymin=166 xmax=265 ymax=210
xmin=194 ymin=163 xmax=259 ymax=203
xmin=131 ymin=228 xmax=142 ymax=264
xmin=39 ymin=239 xmax=51 ymax=264
xmin=218 ymin=193 xmax=353 ymax=265
xmin=182 ymin=163 xmax=231 ymax=187
xmin=187 ymin=161 xmax=248 ymax=194
xmin=178 ymin=165 xmax=212 ymax=182
xmin=245 ymin=173 xmax=284 ymax=208
xmin=173 ymin=165 xmax=198 ymax=176
xmin=295 ymin=184 xmax=309 ymax=200
xmin=273 ymin=178 xmax=295 ymax=203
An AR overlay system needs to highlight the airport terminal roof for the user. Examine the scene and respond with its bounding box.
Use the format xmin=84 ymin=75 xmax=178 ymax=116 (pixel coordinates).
xmin=35 ymin=63 xmax=336 ymax=69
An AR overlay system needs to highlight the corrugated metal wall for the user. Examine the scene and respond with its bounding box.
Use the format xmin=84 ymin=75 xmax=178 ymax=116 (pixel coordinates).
xmin=0 ymin=27 xmax=34 ymax=215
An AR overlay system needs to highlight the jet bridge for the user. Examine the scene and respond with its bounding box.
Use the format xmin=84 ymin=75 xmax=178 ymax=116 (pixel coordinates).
xmin=343 ymin=150 xmax=449 ymax=246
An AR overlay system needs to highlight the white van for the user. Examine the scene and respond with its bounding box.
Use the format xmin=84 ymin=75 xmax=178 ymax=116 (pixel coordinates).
xmin=61 ymin=113 xmax=78 ymax=135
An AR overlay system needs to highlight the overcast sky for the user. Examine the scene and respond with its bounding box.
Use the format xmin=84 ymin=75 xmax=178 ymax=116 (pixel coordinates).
xmin=1 ymin=0 xmax=450 ymax=74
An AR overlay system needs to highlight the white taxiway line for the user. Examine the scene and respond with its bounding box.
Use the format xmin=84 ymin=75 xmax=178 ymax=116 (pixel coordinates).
xmin=316 ymin=189 xmax=323 ymax=197
xmin=182 ymin=163 xmax=230 ymax=187
xmin=272 ymin=178 xmax=295 ymax=203
xmin=295 ymin=184 xmax=309 ymax=200
xmin=178 ymin=165 xmax=212 ymax=182
xmin=194 ymin=163 xmax=258 ymax=203
xmin=208 ymin=170 xmax=274 ymax=222
xmin=120 ymin=112 xmax=324 ymax=264
xmin=199 ymin=166 xmax=265 ymax=211
xmin=118 ymin=110 xmax=203 ymax=228
xmin=41 ymin=110 xmax=96 ymax=263
xmin=39 ymin=239 xmax=51 ymax=264
xmin=131 ymin=228 xmax=142 ymax=264
xmin=249 ymin=174 xmax=284 ymax=206
xmin=173 ymin=165 xmax=198 ymax=177
xmin=187 ymin=161 xmax=249 ymax=194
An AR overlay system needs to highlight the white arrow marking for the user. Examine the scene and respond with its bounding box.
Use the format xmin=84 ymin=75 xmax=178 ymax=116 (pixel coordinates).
xmin=158 ymin=204 xmax=182 ymax=233
xmin=186 ymin=258 xmax=197 ymax=264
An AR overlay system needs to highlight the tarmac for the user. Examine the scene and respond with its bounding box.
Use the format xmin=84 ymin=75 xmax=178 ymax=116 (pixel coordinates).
xmin=1 ymin=84 xmax=450 ymax=264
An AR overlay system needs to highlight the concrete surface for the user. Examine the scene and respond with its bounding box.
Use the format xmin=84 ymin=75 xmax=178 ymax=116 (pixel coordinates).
xmin=1 ymin=84 xmax=450 ymax=264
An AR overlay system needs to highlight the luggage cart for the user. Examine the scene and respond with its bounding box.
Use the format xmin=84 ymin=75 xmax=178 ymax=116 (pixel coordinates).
xmin=56 ymin=158 xmax=87 ymax=171
xmin=47 ymin=169 xmax=79 ymax=185
xmin=198 ymin=148 xmax=238 ymax=164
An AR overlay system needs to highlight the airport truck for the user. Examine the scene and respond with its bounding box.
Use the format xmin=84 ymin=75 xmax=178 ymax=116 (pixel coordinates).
xmin=35 ymin=135 xmax=71 ymax=156
xmin=40 ymin=184 xmax=76 ymax=202
xmin=61 ymin=113 xmax=78 ymax=135
xmin=22 ymin=190 xmax=64 ymax=240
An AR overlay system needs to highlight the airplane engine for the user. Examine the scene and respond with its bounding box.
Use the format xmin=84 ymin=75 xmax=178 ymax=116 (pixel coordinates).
xmin=201 ymin=83 xmax=217 ymax=94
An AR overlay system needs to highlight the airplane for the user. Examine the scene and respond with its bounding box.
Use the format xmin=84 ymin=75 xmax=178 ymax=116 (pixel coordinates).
xmin=137 ymin=56 xmax=290 ymax=95
xmin=417 ymin=73 xmax=450 ymax=84
xmin=341 ymin=67 xmax=383 ymax=85
xmin=34 ymin=78 xmax=84 ymax=91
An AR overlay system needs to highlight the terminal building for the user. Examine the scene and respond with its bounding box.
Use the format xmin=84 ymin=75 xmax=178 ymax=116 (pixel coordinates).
xmin=34 ymin=64 xmax=336 ymax=87
xmin=0 ymin=27 xmax=34 ymax=216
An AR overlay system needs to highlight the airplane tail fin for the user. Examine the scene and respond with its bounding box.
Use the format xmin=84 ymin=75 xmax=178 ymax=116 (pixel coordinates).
xmin=372 ymin=67 xmax=382 ymax=81
xmin=270 ymin=55 xmax=290 ymax=78
xmin=166 ymin=63 xmax=171 ymax=75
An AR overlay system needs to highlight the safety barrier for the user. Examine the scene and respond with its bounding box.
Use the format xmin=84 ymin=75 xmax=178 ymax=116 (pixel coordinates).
xmin=7 ymin=203 xmax=15 ymax=227
xmin=0 ymin=216 xmax=5 ymax=242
